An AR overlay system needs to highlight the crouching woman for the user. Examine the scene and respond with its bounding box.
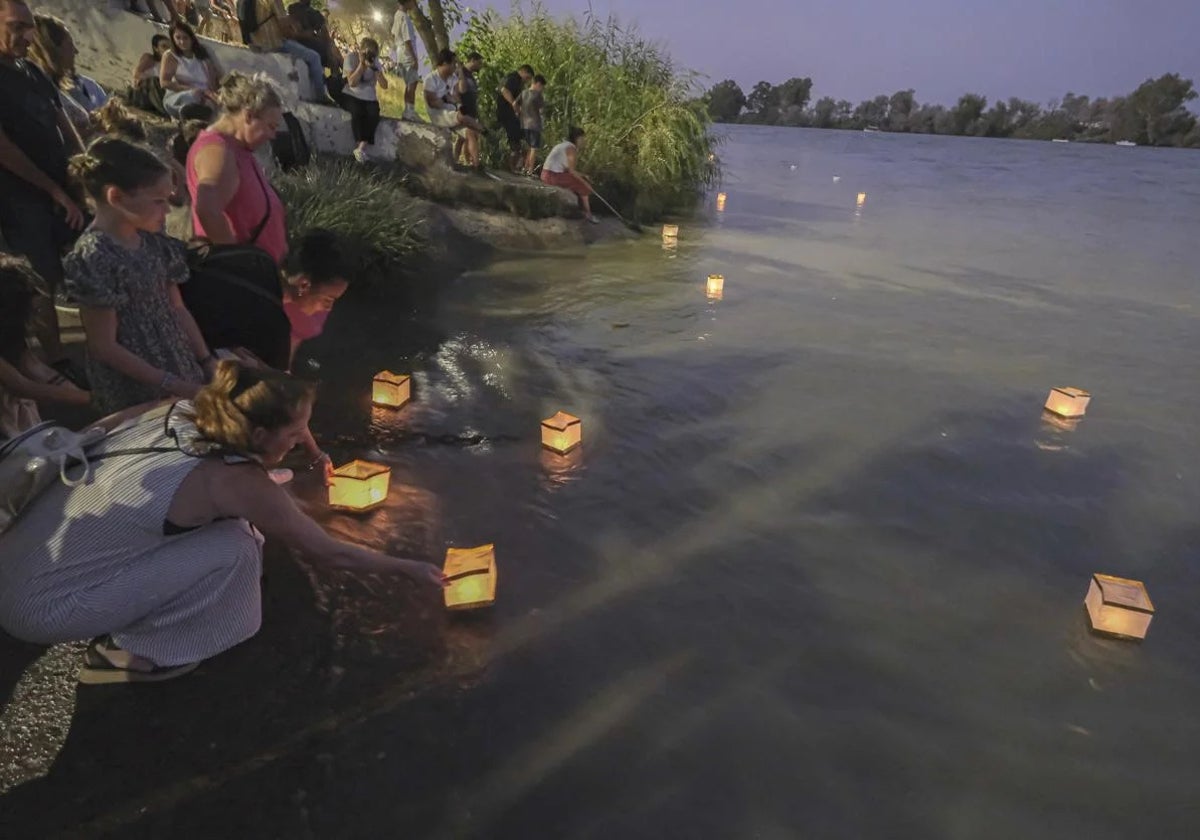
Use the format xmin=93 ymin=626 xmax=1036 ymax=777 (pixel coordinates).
xmin=0 ymin=362 xmax=444 ymax=684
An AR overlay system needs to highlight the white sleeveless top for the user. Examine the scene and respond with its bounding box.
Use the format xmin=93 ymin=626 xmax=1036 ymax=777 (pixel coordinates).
xmin=168 ymin=52 xmax=209 ymax=88
xmin=543 ymin=141 xmax=574 ymax=173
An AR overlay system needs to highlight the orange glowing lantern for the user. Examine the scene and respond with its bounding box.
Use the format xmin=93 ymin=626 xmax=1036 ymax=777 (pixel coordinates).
xmin=706 ymin=274 xmax=725 ymax=298
xmin=328 ymin=459 xmax=391 ymax=512
xmin=1085 ymin=574 xmax=1154 ymax=641
xmin=372 ymin=370 xmax=411 ymax=408
xmin=661 ymin=224 xmax=679 ymax=242
xmin=856 ymin=192 xmax=867 ymax=207
xmin=444 ymin=544 xmax=497 ymax=610
xmin=716 ymin=192 xmax=727 ymax=211
xmin=1044 ymin=387 xmax=1090 ymax=419
xmin=541 ymin=411 xmax=582 ymax=455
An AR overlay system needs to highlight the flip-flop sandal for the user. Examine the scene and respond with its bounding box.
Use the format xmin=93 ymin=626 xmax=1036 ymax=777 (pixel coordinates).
xmin=77 ymin=636 xmax=199 ymax=685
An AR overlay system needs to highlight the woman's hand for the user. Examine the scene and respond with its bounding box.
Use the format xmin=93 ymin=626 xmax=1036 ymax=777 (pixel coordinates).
xmin=50 ymin=187 xmax=85 ymax=230
xmin=401 ymin=559 xmax=448 ymax=588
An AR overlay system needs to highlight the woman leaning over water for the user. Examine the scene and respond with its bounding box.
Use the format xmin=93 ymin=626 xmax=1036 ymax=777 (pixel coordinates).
xmin=0 ymin=363 xmax=445 ymax=684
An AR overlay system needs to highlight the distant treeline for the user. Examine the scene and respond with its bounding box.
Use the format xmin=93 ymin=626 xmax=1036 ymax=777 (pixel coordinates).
xmin=702 ymin=74 xmax=1200 ymax=147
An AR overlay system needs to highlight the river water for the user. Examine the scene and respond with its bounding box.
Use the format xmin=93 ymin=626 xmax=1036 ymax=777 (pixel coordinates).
xmin=307 ymin=127 xmax=1200 ymax=838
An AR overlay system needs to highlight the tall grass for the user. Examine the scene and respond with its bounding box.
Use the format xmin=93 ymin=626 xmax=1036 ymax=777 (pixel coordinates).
xmin=273 ymin=159 xmax=427 ymax=285
xmin=460 ymin=2 xmax=718 ymax=219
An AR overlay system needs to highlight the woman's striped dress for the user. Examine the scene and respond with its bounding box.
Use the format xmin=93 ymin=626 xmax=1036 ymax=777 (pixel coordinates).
xmin=0 ymin=403 xmax=263 ymax=667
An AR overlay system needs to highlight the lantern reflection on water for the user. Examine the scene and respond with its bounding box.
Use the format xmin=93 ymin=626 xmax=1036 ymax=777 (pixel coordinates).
xmin=372 ymin=370 xmax=411 ymax=408
xmin=1085 ymin=574 xmax=1154 ymax=641
xmin=444 ymin=544 xmax=497 ymax=610
xmin=328 ymin=460 xmax=391 ymax=512
xmin=541 ymin=411 xmax=582 ymax=455
xmin=856 ymin=192 xmax=867 ymax=208
xmin=1044 ymin=387 xmax=1090 ymax=419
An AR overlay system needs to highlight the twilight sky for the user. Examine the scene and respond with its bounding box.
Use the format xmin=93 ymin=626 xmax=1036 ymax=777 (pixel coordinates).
xmin=526 ymin=0 xmax=1200 ymax=107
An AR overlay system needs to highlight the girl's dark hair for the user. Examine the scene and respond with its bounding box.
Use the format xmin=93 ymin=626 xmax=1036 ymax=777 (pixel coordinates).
xmin=152 ymin=34 xmax=171 ymax=52
xmin=360 ymin=37 xmax=379 ymax=54
xmin=568 ymin=126 xmax=586 ymax=143
xmin=285 ymin=228 xmax=350 ymax=287
xmin=0 ymin=254 xmax=46 ymax=365
xmin=69 ymin=136 xmax=170 ymax=202
xmin=170 ymin=119 xmax=208 ymax=166
xmin=169 ymin=20 xmax=209 ymax=61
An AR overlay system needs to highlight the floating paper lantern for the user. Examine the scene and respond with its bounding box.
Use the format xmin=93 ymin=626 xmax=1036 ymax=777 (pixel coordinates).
xmin=328 ymin=459 xmax=391 ymax=512
xmin=856 ymin=192 xmax=867 ymax=207
xmin=1044 ymin=387 xmax=1090 ymax=419
xmin=541 ymin=411 xmax=582 ymax=455
xmin=661 ymin=224 xmax=679 ymax=241
xmin=716 ymin=193 xmax=727 ymax=211
xmin=706 ymin=274 xmax=725 ymax=298
xmin=372 ymin=370 xmax=411 ymax=408
xmin=1085 ymin=574 xmax=1154 ymax=641
xmin=833 ymin=175 xmax=841 ymax=183
xmin=444 ymin=544 xmax=497 ymax=610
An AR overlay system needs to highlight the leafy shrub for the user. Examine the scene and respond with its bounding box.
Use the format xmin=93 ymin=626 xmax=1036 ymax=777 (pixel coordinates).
xmin=459 ymin=2 xmax=718 ymax=219
xmin=273 ymin=158 xmax=427 ymax=285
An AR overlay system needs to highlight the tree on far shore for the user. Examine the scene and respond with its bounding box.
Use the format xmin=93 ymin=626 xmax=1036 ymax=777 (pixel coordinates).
xmin=701 ymin=73 xmax=1200 ymax=148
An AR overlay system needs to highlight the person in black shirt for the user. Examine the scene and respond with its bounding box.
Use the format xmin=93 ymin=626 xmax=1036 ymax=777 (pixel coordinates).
xmin=286 ymin=0 xmax=341 ymax=72
xmin=0 ymin=0 xmax=84 ymax=369
xmin=496 ymin=63 xmax=532 ymax=173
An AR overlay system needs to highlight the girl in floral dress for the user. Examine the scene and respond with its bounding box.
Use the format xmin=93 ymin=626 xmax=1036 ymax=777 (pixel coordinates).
xmin=64 ymin=137 xmax=215 ymax=414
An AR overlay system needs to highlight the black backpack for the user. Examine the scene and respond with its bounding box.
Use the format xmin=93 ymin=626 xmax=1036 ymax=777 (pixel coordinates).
xmin=272 ymin=112 xmax=311 ymax=171
xmin=181 ymin=243 xmax=292 ymax=371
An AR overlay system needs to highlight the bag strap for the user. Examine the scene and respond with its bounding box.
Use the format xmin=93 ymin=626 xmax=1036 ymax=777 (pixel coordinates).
xmin=204 ymin=264 xmax=284 ymax=309
xmin=246 ymin=161 xmax=273 ymax=245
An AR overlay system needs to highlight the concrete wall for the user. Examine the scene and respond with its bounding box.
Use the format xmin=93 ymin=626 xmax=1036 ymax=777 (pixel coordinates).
xmin=36 ymin=0 xmax=453 ymax=168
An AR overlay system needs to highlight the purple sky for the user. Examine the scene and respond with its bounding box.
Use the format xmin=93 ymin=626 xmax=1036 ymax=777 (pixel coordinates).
xmin=529 ymin=0 xmax=1200 ymax=107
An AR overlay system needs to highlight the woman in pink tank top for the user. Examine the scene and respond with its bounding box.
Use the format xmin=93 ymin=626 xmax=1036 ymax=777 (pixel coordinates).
xmin=186 ymin=73 xmax=288 ymax=265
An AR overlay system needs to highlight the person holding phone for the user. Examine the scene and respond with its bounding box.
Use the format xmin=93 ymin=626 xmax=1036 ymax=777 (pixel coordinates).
xmin=343 ymin=36 xmax=387 ymax=163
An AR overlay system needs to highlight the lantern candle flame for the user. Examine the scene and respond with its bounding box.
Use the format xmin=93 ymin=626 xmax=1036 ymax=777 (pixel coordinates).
xmin=541 ymin=411 xmax=582 ymax=455
xmin=328 ymin=459 xmax=391 ymax=512
xmin=1044 ymin=387 xmax=1090 ymax=419
xmin=444 ymin=544 xmax=498 ymax=610
xmin=1084 ymin=574 xmax=1154 ymax=641
xmin=661 ymin=224 xmax=679 ymax=242
xmin=372 ymin=370 xmax=411 ymax=408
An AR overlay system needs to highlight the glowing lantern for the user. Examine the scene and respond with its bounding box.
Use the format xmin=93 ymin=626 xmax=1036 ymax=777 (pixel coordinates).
xmin=856 ymin=192 xmax=867 ymax=207
xmin=706 ymin=274 xmax=725 ymax=298
xmin=661 ymin=224 xmax=679 ymax=242
xmin=328 ymin=459 xmax=391 ymax=512
xmin=1085 ymin=574 xmax=1154 ymax=641
xmin=1044 ymin=387 xmax=1090 ymax=419
xmin=444 ymin=544 xmax=497 ymax=610
xmin=372 ymin=370 xmax=411 ymax=408
xmin=716 ymin=192 xmax=727 ymax=211
xmin=541 ymin=411 xmax=582 ymax=455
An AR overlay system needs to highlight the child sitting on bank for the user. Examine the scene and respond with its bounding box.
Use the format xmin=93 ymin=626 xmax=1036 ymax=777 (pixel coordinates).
xmin=64 ymin=137 xmax=216 ymax=414
xmin=517 ymin=74 xmax=545 ymax=176
xmin=0 ymin=255 xmax=91 ymax=439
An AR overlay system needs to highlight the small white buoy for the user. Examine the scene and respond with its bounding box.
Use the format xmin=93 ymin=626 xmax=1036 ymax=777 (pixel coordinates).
xmin=789 ymin=164 xmax=797 ymax=171
xmin=832 ymin=175 xmax=841 ymax=183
